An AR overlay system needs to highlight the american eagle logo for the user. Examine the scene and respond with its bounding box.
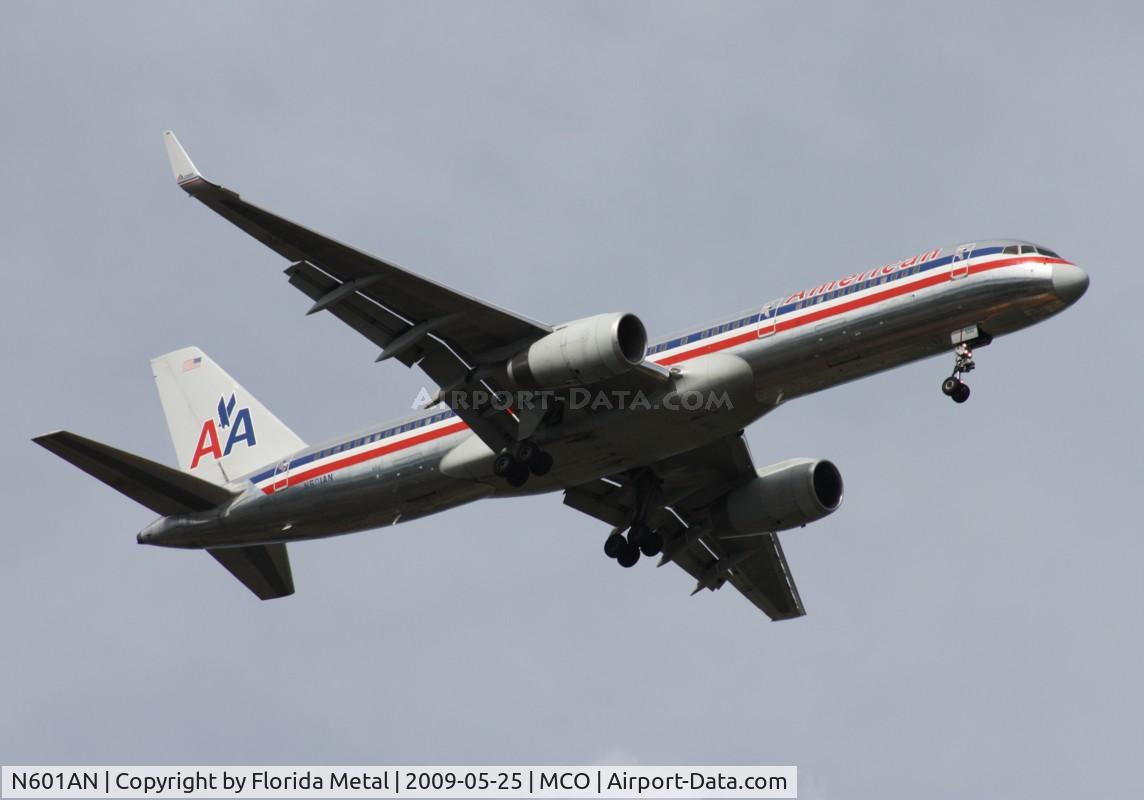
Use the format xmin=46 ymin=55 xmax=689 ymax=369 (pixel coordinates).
xmin=189 ymin=393 xmax=256 ymax=468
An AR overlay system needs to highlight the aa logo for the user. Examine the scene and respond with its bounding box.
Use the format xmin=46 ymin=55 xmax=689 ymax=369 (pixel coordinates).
xmin=190 ymin=394 xmax=257 ymax=468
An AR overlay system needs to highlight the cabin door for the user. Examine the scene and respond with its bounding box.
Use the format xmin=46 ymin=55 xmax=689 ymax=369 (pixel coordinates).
xmin=273 ymin=459 xmax=290 ymax=492
xmin=757 ymin=299 xmax=780 ymax=338
xmin=951 ymin=243 xmax=974 ymax=280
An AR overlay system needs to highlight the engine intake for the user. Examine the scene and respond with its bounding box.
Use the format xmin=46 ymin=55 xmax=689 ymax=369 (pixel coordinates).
xmin=507 ymin=312 xmax=647 ymax=388
xmin=713 ymin=458 xmax=843 ymax=534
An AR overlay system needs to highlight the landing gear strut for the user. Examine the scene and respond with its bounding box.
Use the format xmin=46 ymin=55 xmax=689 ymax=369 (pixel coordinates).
xmin=940 ymin=343 xmax=974 ymax=404
xmin=494 ymin=441 xmax=554 ymax=487
xmin=599 ymin=470 xmax=664 ymax=568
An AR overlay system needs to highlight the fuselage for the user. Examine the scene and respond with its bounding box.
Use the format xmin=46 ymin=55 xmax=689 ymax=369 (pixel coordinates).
xmin=140 ymin=240 xmax=1088 ymax=549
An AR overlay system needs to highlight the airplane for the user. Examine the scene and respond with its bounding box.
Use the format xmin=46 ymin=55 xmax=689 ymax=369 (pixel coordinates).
xmin=32 ymin=131 xmax=1089 ymax=619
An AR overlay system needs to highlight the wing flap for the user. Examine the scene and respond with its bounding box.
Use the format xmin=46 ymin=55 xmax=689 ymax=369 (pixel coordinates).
xmin=286 ymin=261 xmax=413 ymax=361
xmin=286 ymin=259 xmax=517 ymax=450
xmin=563 ymin=480 xmax=636 ymax=528
xmin=725 ymin=535 xmax=805 ymax=620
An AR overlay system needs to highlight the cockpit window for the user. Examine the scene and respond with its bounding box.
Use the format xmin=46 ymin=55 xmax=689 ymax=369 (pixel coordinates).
xmin=1004 ymin=243 xmax=1061 ymax=258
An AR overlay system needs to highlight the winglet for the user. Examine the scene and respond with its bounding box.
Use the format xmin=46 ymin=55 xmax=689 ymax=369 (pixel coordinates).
xmin=163 ymin=130 xmax=205 ymax=191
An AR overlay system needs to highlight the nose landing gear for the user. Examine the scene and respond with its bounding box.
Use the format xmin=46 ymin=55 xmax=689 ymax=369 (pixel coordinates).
xmin=940 ymin=343 xmax=975 ymax=404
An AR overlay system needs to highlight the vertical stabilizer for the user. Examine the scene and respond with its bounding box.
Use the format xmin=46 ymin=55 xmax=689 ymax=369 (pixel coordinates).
xmin=151 ymin=347 xmax=305 ymax=485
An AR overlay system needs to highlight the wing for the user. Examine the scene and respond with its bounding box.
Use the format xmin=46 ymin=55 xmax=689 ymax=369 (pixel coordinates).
xmin=163 ymin=131 xmax=551 ymax=452
xmin=563 ymin=433 xmax=806 ymax=620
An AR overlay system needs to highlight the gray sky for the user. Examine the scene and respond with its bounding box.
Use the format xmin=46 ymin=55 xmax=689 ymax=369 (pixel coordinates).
xmin=3 ymin=2 xmax=1141 ymax=797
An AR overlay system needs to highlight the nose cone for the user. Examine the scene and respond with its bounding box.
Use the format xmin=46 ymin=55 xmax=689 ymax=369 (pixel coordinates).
xmin=1052 ymin=263 xmax=1089 ymax=305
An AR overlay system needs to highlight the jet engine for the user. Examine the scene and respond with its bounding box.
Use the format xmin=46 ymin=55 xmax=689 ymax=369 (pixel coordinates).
xmin=713 ymin=458 xmax=844 ymax=534
xmin=506 ymin=312 xmax=648 ymax=388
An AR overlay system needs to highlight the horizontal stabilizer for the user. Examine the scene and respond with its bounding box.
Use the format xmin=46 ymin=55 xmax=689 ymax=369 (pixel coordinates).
xmin=209 ymin=544 xmax=295 ymax=600
xmin=33 ymin=431 xmax=236 ymax=516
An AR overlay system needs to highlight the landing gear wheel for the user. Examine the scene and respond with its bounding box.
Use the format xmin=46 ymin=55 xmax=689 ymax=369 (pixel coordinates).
xmin=604 ymin=532 xmax=626 ymax=559
xmin=941 ymin=341 xmax=978 ymax=404
xmin=529 ymin=451 xmax=554 ymax=476
xmin=514 ymin=440 xmax=540 ymax=465
xmin=505 ymin=464 xmax=529 ymax=487
xmin=616 ymin=543 xmax=641 ymax=568
xmin=511 ymin=441 xmax=553 ymax=476
xmin=638 ymin=531 xmax=663 ymax=557
xmin=492 ymin=451 xmax=517 ymax=477
xmin=628 ymin=523 xmax=650 ymax=547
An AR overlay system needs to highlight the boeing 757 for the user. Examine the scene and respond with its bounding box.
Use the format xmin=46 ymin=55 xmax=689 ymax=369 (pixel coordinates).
xmin=32 ymin=132 xmax=1089 ymax=618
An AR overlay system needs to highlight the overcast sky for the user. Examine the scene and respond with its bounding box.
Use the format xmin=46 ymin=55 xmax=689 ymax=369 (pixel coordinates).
xmin=3 ymin=2 xmax=1142 ymax=797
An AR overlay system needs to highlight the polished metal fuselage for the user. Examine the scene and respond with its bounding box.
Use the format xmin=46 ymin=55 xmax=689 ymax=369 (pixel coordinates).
xmin=141 ymin=242 xmax=1082 ymax=549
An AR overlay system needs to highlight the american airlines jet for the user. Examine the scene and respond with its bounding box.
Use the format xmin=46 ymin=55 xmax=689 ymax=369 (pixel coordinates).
xmin=33 ymin=132 xmax=1089 ymax=619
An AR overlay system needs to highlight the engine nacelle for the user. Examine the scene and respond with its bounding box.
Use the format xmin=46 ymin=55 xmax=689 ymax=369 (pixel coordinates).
xmin=506 ymin=312 xmax=648 ymax=388
xmin=713 ymin=458 xmax=844 ymax=534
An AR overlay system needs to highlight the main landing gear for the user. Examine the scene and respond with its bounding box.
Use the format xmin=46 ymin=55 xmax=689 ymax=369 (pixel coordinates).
xmin=603 ymin=523 xmax=664 ymax=568
xmin=493 ymin=440 xmax=553 ymax=487
xmin=940 ymin=343 xmax=974 ymax=404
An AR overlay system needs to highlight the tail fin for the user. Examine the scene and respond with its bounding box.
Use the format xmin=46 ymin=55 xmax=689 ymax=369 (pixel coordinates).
xmin=151 ymin=347 xmax=305 ymax=485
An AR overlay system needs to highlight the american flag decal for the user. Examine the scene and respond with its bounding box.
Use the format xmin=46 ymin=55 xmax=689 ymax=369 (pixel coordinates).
xmin=182 ymin=356 xmax=202 ymax=372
